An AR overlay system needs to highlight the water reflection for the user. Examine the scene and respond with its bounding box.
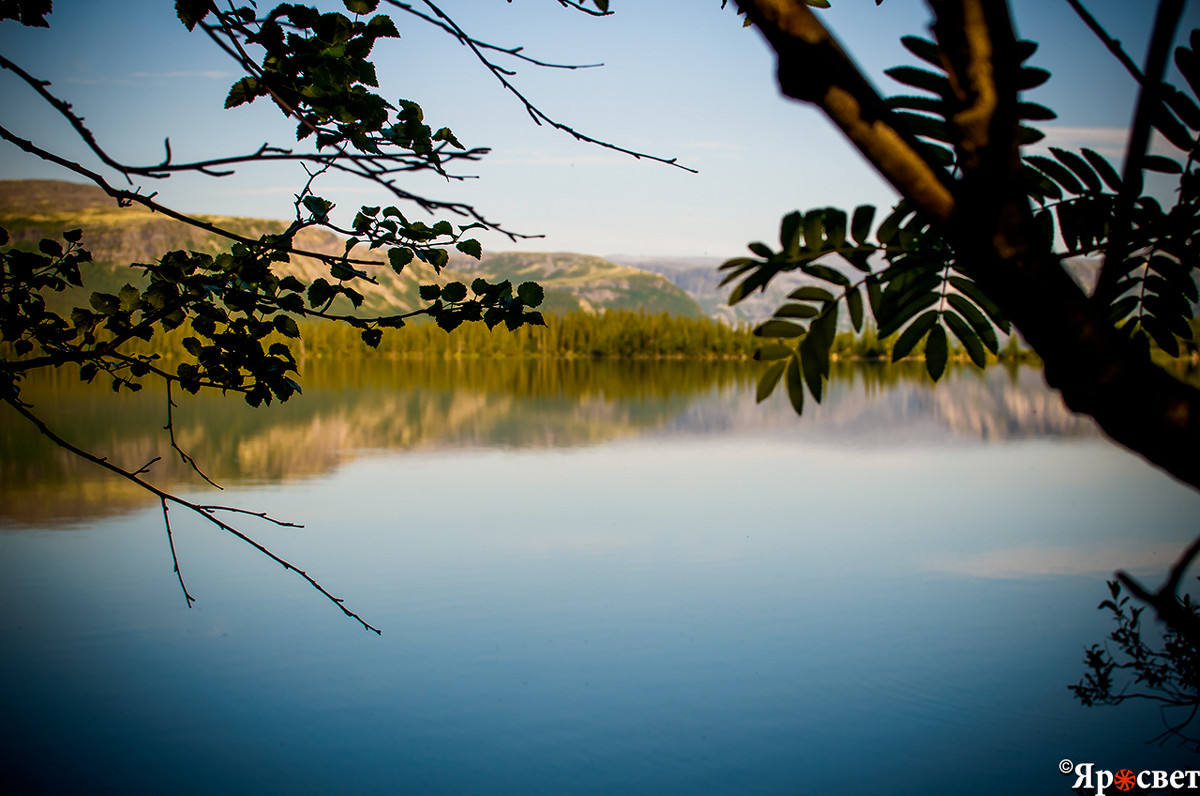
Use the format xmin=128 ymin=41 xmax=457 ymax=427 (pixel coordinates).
xmin=0 ymin=359 xmax=1093 ymax=526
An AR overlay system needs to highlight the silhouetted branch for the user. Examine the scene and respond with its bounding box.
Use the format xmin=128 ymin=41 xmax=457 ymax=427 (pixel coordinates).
xmin=1096 ymin=0 xmax=1186 ymax=299
xmin=2 ymin=393 xmax=381 ymax=634
xmin=161 ymin=499 xmax=196 ymax=607
xmin=1117 ymin=533 xmax=1200 ymax=646
xmin=387 ymin=0 xmax=697 ymax=173
xmin=165 ymin=380 xmax=222 ymax=490
xmin=736 ymin=0 xmax=955 ymax=220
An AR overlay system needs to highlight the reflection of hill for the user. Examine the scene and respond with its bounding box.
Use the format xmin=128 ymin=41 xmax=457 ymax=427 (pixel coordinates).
xmin=1 ymin=361 xmax=1093 ymax=527
xmin=654 ymin=362 xmax=1097 ymax=442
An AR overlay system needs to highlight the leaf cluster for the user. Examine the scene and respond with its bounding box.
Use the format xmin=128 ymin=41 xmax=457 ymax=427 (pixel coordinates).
xmin=1070 ymin=579 xmax=1200 ymax=750
xmin=729 ymin=27 xmax=1200 ymax=415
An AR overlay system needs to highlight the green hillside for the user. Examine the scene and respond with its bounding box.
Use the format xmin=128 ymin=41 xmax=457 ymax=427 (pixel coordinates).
xmin=0 ymin=180 xmax=703 ymax=319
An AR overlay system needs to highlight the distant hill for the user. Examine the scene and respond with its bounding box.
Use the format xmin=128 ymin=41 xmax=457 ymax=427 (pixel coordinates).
xmin=0 ymin=180 xmax=703 ymax=319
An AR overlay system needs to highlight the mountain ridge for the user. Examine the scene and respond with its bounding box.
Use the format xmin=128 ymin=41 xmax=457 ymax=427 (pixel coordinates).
xmin=0 ymin=179 xmax=704 ymax=319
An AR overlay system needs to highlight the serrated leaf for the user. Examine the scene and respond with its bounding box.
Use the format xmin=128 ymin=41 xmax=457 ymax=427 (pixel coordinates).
xmin=1026 ymin=155 xmax=1084 ymax=195
xmin=517 ymin=281 xmax=544 ymax=307
xmin=119 ymin=284 xmax=141 ymax=313
xmin=456 ymin=239 xmax=482 ymax=259
xmin=885 ymin=65 xmax=950 ymax=96
xmin=441 ymin=281 xmax=468 ymax=302
xmin=900 ymin=36 xmax=942 ymax=68
xmin=1081 ymin=148 xmax=1122 ymax=192
xmin=419 ymin=284 xmax=441 ymax=301
xmin=1051 ymin=148 xmax=1102 ymax=193
xmin=274 ymin=315 xmax=300 ymax=338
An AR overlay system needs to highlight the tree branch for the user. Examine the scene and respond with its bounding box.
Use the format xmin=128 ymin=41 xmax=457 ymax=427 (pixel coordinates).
xmin=2 ymin=393 xmax=381 ymax=634
xmin=1095 ymin=0 xmax=1186 ymax=300
xmin=736 ymin=0 xmax=956 ymax=221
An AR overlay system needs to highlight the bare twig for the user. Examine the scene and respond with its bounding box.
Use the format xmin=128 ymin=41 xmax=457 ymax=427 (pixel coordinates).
xmin=165 ymin=380 xmax=222 ymax=490
xmin=2 ymin=394 xmax=381 ymax=634
xmin=161 ymin=498 xmax=197 ymax=607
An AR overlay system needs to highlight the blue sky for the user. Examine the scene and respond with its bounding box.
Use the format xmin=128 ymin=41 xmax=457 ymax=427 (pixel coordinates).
xmin=1 ymin=0 xmax=1194 ymax=258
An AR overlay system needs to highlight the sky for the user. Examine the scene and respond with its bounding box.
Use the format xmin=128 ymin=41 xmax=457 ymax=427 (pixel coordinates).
xmin=1 ymin=0 xmax=1196 ymax=259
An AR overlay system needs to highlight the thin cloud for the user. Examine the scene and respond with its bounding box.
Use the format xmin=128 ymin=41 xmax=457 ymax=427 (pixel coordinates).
xmin=1031 ymin=126 xmax=1128 ymax=157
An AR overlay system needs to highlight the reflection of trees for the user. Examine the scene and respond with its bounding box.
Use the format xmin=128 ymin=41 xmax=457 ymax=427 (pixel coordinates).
xmin=2 ymin=360 xmax=1092 ymax=526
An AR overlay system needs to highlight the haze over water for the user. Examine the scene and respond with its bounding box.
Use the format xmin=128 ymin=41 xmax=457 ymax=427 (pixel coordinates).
xmin=1 ymin=360 xmax=1196 ymax=793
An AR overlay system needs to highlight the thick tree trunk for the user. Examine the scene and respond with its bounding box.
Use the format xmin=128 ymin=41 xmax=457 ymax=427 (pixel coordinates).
xmin=737 ymin=0 xmax=1200 ymax=490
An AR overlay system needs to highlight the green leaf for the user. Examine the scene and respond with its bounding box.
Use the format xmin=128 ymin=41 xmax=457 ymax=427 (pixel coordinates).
xmin=224 ymin=77 xmax=258 ymax=109
xmin=788 ymin=286 xmax=836 ymax=302
xmin=419 ymin=284 xmax=441 ymax=301
xmin=456 ymin=239 xmax=482 ymax=259
xmin=1081 ymin=148 xmax=1122 ymax=192
xmin=388 ymin=247 xmax=413 ymax=273
xmin=774 ymin=303 xmax=820 ymax=319
xmin=924 ymin=322 xmax=948 ymax=380
xmin=518 ymin=281 xmax=545 ymax=308
xmin=89 ymin=292 xmax=120 ymax=316
xmin=885 ymin=66 xmax=950 ymax=96
xmin=756 ymin=360 xmax=787 ymax=403
xmin=308 ymin=278 xmax=335 ymax=308
xmin=176 ymin=0 xmax=212 ymax=30
xmin=846 ymin=285 xmax=864 ymax=332
xmin=1143 ymin=154 xmax=1183 ymax=174
xmin=119 ymin=284 xmax=141 ymax=313
xmin=754 ymin=320 xmax=805 ymax=338
xmin=851 ymin=205 xmax=875 ymax=246
xmin=944 ymin=310 xmax=987 ymax=367
xmin=344 ymin=0 xmax=379 ymax=14
xmin=900 ymin=36 xmax=941 ymax=68
xmin=1050 ymin=148 xmax=1102 ymax=193
xmin=441 ymin=281 xmax=468 ymax=303
xmin=946 ymin=294 xmax=999 ymax=354
xmin=891 ymin=309 xmax=938 ymax=360
xmin=780 ymin=211 xmax=803 ymax=256
xmin=1026 ymin=155 xmax=1084 ymax=195
xmin=360 ymin=327 xmax=383 ymax=348
xmin=947 ymin=276 xmax=1009 ymax=333
xmin=803 ymin=210 xmax=825 ymax=252
xmin=784 ymin=356 xmax=805 ymax=415
xmin=274 ymin=315 xmax=301 ymax=338
xmin=799 ymin=336 xmax=824 ymax=402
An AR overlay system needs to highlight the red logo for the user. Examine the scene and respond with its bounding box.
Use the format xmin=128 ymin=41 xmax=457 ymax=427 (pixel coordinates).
xmin=1114 ymin=769 xmax=1136 ymax=791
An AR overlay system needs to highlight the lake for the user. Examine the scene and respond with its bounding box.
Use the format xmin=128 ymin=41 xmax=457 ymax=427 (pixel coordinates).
xmin=1 ymin=359 xmax=1198 ymax=794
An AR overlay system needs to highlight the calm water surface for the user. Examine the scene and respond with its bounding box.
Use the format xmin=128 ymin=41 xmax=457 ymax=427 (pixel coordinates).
xmin=1 ymin=360 xmax=1198 ymax=794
